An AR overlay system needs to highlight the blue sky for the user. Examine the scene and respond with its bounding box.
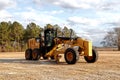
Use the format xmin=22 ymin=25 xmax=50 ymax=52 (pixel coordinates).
xmin=0 ymin=0 xmax=120 ymax=46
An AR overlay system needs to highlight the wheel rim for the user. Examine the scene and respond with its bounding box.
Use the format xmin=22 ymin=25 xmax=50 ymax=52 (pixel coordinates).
xmin=66 ymin=52 xmax=73 ymax=62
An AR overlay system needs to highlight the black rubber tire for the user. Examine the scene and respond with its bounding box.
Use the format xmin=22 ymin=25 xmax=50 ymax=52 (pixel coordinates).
xmin=84 ymin=49 xmax=98 ymax=63
xmin=64 ymin=48 xmax=79 ymax=64
xmin=32 ymin=48 xmax=40 ymax=60
xmin=25 ymin=49 xmax=32 ymax=60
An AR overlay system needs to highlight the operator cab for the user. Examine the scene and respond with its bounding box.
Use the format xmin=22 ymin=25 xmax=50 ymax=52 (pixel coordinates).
xmin=40 ymin=28 xmax=56 ymax=53
xmin=44 ymin=29 xmax=55 ymax=47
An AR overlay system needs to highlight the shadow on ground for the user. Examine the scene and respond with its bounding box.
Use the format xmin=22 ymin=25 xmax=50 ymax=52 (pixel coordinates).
xmin=0 ymin=58 xmax=69 ymax=65
xmin=0 ymin=58 xmax=87 ymax=65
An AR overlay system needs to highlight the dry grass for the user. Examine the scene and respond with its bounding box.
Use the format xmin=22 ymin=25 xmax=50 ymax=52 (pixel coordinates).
xmin=0 ymin=51 xmax=120 ymax=80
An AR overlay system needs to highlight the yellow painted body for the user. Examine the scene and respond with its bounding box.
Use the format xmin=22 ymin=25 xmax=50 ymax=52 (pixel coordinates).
xmin=27 ymin=37 xmax=93 ymax=61
xmin=28 ymin=38 xmax=39 ymax=50
xmin=45 ymin=37 xmax=93 ymax=61
xmin=84 ymin=40 xmax=92 ymax=56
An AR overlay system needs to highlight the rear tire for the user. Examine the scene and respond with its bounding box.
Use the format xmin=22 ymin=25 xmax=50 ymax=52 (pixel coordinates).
xmin=25 ymin=49 xmax=32 ymax=60
xmin=64 ymin=48 xmax=79 ymax=64
xmin=32 ymin=48 xmax=40 ymax=60
xmin=84 ymin=49 xmax=98 ymax=63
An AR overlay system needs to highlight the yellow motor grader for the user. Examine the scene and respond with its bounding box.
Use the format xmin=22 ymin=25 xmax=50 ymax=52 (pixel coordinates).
xmin=25 ymin=28 xmax=98 ymax=64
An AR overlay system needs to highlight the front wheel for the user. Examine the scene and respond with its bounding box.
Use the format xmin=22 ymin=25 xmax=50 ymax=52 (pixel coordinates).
xmin=64 ymin=48 xmax=79 ymax=64
xmin=84 ymin=49 xmax=98 ymax=63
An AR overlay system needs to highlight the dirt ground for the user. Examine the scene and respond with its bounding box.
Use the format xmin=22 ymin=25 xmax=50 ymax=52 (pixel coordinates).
xmin=0 ymin=51 xmax=120 ymax=80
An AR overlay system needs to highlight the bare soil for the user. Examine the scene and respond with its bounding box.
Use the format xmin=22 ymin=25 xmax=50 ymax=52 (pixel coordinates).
xmin=0 ymin=51 xmax=120 ymax=80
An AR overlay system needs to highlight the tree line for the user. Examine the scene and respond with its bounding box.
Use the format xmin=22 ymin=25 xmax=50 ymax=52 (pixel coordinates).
xmin=101 ymin=27 xmax=120 ymax=50
xmin=0 ymin=21 xmax=76 ymax=52
xmin=2 ymin=21 xmax=119 ymax=51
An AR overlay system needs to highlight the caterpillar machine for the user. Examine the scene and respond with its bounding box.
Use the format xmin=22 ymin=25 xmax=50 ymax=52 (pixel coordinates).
xmin=25 ymin=28 xmax=98 ymax=64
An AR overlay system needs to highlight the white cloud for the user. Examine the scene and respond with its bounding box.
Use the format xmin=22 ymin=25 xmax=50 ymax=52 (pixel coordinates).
xmin=53 ymin=0 xmax=92 ymax=9
xmin=0 ymin=0 xmax=16 ymax=10
xmin=67 ymin=11 xmax=120 ymax=31
xmin=33 ymin=0 xmax=102 ymax=9
xmin=43 ymin=10 xmax=64 ymax=15
xmin=33 ymin=0 xmax=120 ymax=12
xmin=66 ymin=15 xmax=110 ymax=46
xmin=96 ymin=11 xmax=120 ymax=28
xmin=68 ymin=16 xmax=100 ymax=27
xmin=13 ymin=8 xmax=65 ymax=27
xmin=97 ymin=12 xmax=120 ymax=21
xmin=50 ymin=10 xmax=64 ymax=15
xmin=0 ymin=10 xmax=13 ymax=21
xmin=99 ymin=0 xmax=120 ymax=11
